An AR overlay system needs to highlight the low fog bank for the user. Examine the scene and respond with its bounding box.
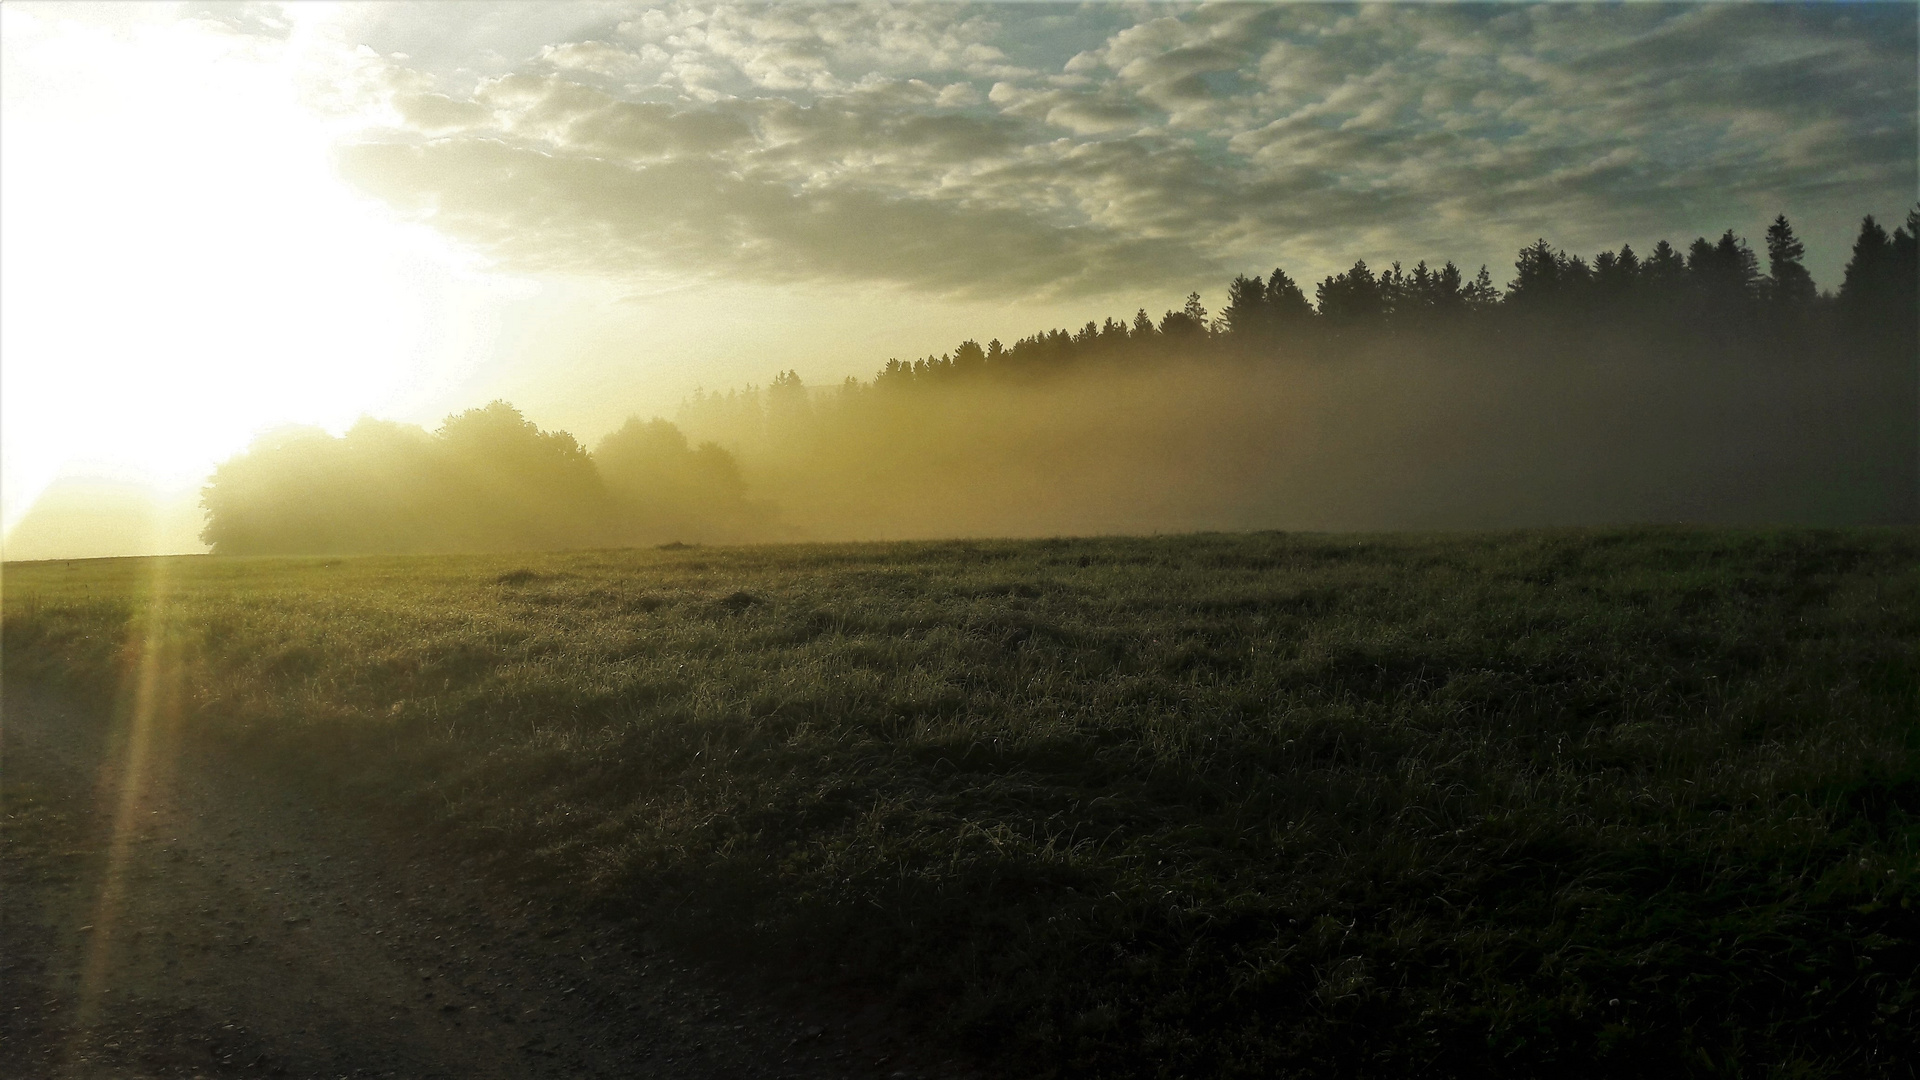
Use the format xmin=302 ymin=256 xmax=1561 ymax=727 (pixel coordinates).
xmin=683 ymin=339 xmax=1916 ymax=541
xmin=15 ymin=334 xmax=1909 ymax=561
xmin=17 ymin=211 xmax=1910 ymax=559
xmin=676 ymin=209 xmax=1917 ymax=540
xmin=2 ymin=478 xmax=207 ymax=562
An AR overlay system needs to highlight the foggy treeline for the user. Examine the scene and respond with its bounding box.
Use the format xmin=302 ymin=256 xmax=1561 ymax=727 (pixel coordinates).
xmin=200 ymin=407 xmax=768 ymax=554
xmin=201 ymin=211 xmax=1918 ymax=554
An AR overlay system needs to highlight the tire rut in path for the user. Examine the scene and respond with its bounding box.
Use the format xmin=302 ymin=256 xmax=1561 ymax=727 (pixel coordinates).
xmin=2 ymin=686 xmax=973 ymax=1080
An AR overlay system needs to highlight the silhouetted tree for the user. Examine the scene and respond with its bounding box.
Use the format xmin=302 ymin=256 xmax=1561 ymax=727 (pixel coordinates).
xmin=1689 ymin=230 xmax=1760 ymax=306
xmin=1593 ymin=246 xmax=1639 ymax=302
xmin=1616 ymin=243 xmax=1641 ymax=279
xmin=1464 ymin=265 xmax=1501 ymax=311
xmin=1316 ymin=260 xmax=1382 ymax=324
xmin=1159 ymin=293 xmax=1209 ymax=338
xmin=1838 ymin=210 xmax=1920 ymax=353
xmin=1378 ymin=262 xmax=1410 ymax=319
xmin=1508 ymin=240 xmax=1556 ymax=302
xmin=1267 ymin=269 xmax=1314 ymax=325
xmin=953 ymin=339 xmax=988 ymax=374
xmin=1764 ymin=215 xmax=1816 ymax=308
xmin=1431 ymin=261 xmax=1466 ymax=314
xmin=1896 ymin=206 xmax=1920 ymax=317
xmin=1841 ymin=215 xmax=1895 ymax=312
xmin=1506 ymin=239 xmax=1589 ymax=312
xmin=1641 ymin=240 xmax=1685 ymax=292
xmin=1222 ymin=274 xmax=1269 ymax=336
xmin=1899 ymin=206 xmax=1920 ymax=261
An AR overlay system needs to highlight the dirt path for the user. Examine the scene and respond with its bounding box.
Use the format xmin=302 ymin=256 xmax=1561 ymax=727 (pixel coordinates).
xmin=1 ymin=686 xmax=973 ymax=1080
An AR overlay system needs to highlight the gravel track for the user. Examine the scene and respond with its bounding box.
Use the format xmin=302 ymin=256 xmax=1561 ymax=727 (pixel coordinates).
xmin=2 ymin=686 xmax=972 ymax=1080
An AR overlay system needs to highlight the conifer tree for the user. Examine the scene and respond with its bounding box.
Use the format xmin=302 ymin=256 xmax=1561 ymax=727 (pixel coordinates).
xmin=1840 ymin=215 xmax=1894 ymax=310
xmin=1379 ymin=262 xmax=1411 ymax=319
xmin=1714 ymin=230 xmax=1761 ymax=296
xmin=1316 ymin=260 xmax=1382 ymax=323
xmin=1266 ymin=269 xmax=1314 ymax=322
xmin=953 ymin=339 xmax=987 ymax=373
xmin=1183 ymin=292 xmax=1208 ymax=328
xmin=1223 ymin=274 xmax=1270 ymax=336
xmin=1507 ymin=239 xmax=1571 ymax=308
xmin=1895 ymin=206 xmax=1920 ymax=310
xmin=1463 ymin=265 xmax=1500 ymax=310
xmin=1433 ymin=261 xmax=1466 ymax=312
xmin=1408 ymin=261 xmax=1435 ymax=314
xmin=1764 ymin=214 xmax=1816 ymax=306
xmin=1642 ymin=239 xmax=1685 ymax=290
xmin=1593 ymin=248 xmax=1635 ymax=299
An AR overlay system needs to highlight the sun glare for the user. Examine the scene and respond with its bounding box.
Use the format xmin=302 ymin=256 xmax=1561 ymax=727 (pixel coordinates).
xmin=0 ymin=4 xmax=508 ymax=538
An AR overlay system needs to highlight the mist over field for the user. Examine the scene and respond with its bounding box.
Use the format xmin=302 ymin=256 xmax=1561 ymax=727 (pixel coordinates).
xmin=6 ymin=2 xmax=1916 ymax=561
xmin=681 ymin=340 xmax=1914 ymax=541
xmin=112 ymin=211 xmax=1909 ymax=558
xmin=14 ymin=220 xmax=1913 ymax=561
xmin=0 ymin=478 xmax=204 ymax=562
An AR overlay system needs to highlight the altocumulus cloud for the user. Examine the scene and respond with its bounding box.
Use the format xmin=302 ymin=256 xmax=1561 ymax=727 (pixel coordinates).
xmin=300 ymin=1 xmax=1914 ymax=298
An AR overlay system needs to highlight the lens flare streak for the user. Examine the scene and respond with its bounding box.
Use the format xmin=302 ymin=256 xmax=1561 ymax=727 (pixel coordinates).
xmin=66 ymin=556 xmax=178 ymax=1068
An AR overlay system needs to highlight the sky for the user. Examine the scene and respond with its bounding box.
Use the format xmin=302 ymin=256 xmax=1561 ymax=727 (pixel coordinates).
xmin=2 ymin=1 xmax=1915 ymax=553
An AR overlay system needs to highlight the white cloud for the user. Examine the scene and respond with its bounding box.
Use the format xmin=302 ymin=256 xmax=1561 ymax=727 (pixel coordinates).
xmin=315 ymin=1 xmax=1915 ymax=296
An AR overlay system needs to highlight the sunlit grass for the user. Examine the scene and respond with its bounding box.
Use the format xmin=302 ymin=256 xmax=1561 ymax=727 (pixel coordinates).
xmin=5 ymin=529 xmax=1917 ymax=1076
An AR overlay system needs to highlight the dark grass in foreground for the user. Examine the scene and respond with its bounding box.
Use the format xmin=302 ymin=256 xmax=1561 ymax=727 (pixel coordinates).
xmin=5 ymin=529 xmax=1917 ymax=1077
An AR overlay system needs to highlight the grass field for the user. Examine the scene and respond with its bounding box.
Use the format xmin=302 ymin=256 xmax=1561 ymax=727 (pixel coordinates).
xmin=5 ymin=529 xmax=1918 ymax=1077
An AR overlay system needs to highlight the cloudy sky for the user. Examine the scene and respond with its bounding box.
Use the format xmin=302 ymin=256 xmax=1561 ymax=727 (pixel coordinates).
xmin=2 ymin=1 xmax=1914 ymax=546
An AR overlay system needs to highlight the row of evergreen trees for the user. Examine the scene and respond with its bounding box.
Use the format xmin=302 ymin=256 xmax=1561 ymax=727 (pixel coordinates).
xmin=857 ymin=210 xmax=1916 ymax=388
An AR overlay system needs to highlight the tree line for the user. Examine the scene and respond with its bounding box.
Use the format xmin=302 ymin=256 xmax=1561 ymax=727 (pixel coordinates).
xmin=816 ymin=210 xmax=1915 ymax=392
xmin=202 ymin=209 xmax=1918 ymax=553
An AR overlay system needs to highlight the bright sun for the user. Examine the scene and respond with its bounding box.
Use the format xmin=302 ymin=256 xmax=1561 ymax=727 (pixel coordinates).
xmin=0 ymin=3 xmax=509 ymax=539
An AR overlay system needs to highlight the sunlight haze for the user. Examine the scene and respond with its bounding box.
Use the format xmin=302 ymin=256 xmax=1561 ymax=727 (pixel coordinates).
xmin=2 ymin=1 xmax=1914 ymax=557
xmin=3 ymin=6 xmax=1915 ymax=1072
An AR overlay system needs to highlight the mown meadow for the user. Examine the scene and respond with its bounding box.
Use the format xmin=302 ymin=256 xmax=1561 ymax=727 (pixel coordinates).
xmin=4 ymin=529 xmax=1917 ymax=1076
